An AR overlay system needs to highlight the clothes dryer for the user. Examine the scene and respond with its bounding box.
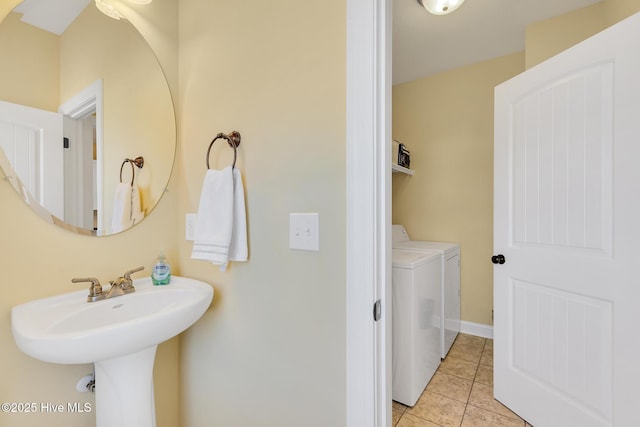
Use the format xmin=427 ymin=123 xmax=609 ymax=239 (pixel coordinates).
xmin=392 ymin=225 xmax=461 ymax=359
xmin=392 ymin=249 xmax=441 ymax=407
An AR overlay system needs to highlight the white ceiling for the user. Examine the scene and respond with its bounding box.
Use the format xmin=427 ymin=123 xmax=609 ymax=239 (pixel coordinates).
xmin=13 ymin=0 xmax=91 ymax=35
xmin=393 ymin=0 xmax=602 ymax=84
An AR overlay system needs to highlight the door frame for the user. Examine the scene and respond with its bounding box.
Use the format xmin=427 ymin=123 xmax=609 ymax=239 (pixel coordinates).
xmin=346 ymin=0 xmax=391 ymax=426
xmin=58 ymin=79 xmax=104 ymax=233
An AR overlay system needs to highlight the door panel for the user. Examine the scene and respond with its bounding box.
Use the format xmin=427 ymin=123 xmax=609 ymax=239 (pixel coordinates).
xmin=494 ymin=12 xmax=640 ymax=427
xmin=512 ymin=62 xmax=613 ymax=254
xmin=0 ymin=100 xmax=63 ymax=219
xmin=511 ymin=279 xmax=613 ymax=418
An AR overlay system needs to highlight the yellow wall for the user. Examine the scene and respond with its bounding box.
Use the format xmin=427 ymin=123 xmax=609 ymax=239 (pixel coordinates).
xmin=177 ymin=0 xmax=347 ymax=425
xmin=392 ymin=0 xmax=640 ymax=329
xmin=1 ymin=0 xmax=346 ymax=424
xmin=604 ymin=0 xmax=640 ymax=23
xmin=0 ymin=11 xmax=59 ymax=111
xmin=392 ymin=53 xmax=525 ymax=326
xmin=525 ymin=0 xmax=640 ymax=68
xmin=525 ymin=2 xmax=607 ymax=69
xmin=0 ymin=1 xmax=180 ymax=427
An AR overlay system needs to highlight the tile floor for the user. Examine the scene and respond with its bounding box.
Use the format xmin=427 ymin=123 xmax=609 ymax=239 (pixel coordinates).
xmin=392 ymin=333 xmax=534 ymax=427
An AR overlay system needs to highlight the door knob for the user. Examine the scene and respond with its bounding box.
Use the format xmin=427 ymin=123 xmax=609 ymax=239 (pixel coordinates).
xmin=491 ymin=254 xmax=506 ymax=265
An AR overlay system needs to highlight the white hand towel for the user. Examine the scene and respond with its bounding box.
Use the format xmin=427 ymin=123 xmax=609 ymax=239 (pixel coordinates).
xmin=192 ymin=166 xmax=248 ymax=271
xmin=228 ymin=167 xmax=248 ymax=263
xmin=192 ymin=166 xmax=235 ymax=269
xmin=131 ymin=185 xmax=144 ymax=225
xmin=111 ymin=182 xmax=133 ymax=233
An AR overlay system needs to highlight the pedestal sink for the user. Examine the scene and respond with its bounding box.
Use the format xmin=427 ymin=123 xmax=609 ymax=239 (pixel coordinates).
xmin=11 ymin=276 xmax=213 ymax=427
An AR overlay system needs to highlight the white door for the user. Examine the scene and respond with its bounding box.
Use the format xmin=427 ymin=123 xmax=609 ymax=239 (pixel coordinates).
xmin=494 ymin=12 xmax=640 ymax=427
xmin=0 ymin=100 xmax=64 ymax=219
xmin=63 ymin=114 xmax=96 ymax=229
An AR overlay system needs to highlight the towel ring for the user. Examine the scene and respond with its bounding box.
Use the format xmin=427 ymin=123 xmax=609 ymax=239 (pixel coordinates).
xmin=120 ymin=156 xmax=145 ymax=186
xmin=206 ymin=131 xmax=241 ymax=169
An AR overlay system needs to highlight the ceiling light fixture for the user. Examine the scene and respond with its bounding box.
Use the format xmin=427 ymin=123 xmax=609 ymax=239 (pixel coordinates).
xmin=417 ymin=0 xmax=465 ymax=16
xmin=95 ymin=0 xmax=153 ymax=20
xmin=95 ymin=0 xmax=125 ymax=20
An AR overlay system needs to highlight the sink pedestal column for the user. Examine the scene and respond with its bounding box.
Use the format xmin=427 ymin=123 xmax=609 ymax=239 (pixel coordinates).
xmin=94 ymin=345 xmax=158 ymax=427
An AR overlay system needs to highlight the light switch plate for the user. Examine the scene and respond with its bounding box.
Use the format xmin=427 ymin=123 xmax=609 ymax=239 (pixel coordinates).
xmin=186 ymin=213 xmax=197 ymax=241
xmin=289 ymin=213 xmax=319 ymax=251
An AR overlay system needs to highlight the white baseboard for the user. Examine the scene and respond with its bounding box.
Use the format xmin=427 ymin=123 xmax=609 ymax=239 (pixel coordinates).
xmin=460 ymin=321 xmax=493 ymax=339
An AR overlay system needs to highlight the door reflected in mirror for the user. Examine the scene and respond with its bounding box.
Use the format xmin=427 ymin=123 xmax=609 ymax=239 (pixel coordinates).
xmin=0 ymin=0 xmax=175 ymax=236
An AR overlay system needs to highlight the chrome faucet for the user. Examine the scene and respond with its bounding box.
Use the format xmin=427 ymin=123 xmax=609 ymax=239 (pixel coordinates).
xmin=72 ymin=266 xmax=145 ymax=303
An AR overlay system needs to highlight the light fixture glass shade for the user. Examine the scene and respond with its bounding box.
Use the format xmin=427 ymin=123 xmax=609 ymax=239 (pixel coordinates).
xmin=95 ymin=0 xmax=126 ymax=20
xmin=418 ymin=0 xmax=465 ymax=15
xmin=128 ymin=0 xmax=153 ymax=4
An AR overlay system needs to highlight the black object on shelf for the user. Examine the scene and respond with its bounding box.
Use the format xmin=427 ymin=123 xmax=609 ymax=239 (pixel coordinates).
xmin=398 ymin=143 xmax=411 ymax=168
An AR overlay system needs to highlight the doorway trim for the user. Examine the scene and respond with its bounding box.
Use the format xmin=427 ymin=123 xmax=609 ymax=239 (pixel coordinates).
xmin=58 ymin=79 xmax=104 ymax=234
xmin=346 ymin=0 xmax=391 ymax=425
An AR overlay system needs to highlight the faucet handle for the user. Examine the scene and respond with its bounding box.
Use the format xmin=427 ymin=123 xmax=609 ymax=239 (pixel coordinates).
xmin=123 ymin=266 xmax=145 ymax=280
xmin=120 ymin=266 xmax=144 ymax=294
xmin=71 ymin=277 xmax=101 ymax=290
xmin=71 ymin=277 xmax=105 ymax=302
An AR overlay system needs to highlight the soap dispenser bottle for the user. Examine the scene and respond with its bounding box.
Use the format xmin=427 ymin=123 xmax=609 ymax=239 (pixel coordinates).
xmin=152 ymin=253 xmax=171 ymax=285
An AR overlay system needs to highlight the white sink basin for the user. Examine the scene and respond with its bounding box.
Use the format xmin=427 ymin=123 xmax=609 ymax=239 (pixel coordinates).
xmin=11 ymin=276 xmax=213 ymax=427
xmin=12 ymin=276 xmax=213 ymax=364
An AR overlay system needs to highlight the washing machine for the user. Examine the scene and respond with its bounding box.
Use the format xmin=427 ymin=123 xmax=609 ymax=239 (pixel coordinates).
xmin=392 ymin=249 xmax=442 ymax=407
xmin=392 ymin=225 xmax=461 ymax=359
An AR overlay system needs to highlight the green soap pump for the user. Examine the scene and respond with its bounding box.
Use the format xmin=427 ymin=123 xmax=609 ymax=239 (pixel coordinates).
xmin=152 ymin=253 xmax=171 ymax=285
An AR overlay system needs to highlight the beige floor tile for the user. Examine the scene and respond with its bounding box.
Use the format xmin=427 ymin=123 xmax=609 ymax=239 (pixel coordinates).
xmin=437 ymin=356 xmax=478 ymax=380
xmin=448 ymin=341 xmax=484 ymax=364
xmin=426 ymin=371 xmax=473 ymax=403
xmin=393 ymin=408 xmax=403 ymax=426
xmin=396 ymin=413 xmax=442 ymax=427
xmin=455 ymin=333 xmax=486 ymax=349
xmin=468 ymin=382 xmax=522 ymax=421
xmin=462 ymin=404 xmax=525 ymax=427
xmin=407 ymin=391 xmax=466 ymax=427
xmin=479 ymin=346 xmax=494 ymax=367
xmin=393 ymin=401 xmax=407 ymax=426
xmin=474 ymin=364 xmax=493 ymax=386
xmin=393 ymin=400 xmax=408 ymax=412
xmin=394 ymin=334 xmax=509 ymax=427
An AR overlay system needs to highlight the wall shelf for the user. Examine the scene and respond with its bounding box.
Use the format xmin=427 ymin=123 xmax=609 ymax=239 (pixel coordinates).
xmin=392 ymin=163 xmax=414 ymax=175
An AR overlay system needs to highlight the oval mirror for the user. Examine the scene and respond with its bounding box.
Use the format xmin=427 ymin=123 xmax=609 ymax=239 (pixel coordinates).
xmin=0 ymin=0 xmax=176 ymax=236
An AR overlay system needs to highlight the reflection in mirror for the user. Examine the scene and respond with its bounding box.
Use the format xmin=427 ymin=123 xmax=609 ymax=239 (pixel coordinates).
xmin=0 ymin=0 xmax=175 ymax=236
